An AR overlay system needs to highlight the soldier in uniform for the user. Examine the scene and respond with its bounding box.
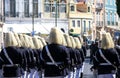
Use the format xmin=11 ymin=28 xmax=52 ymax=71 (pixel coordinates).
xmin=74 ymin=37 xmax=85 ymax=78
xmin=18 ymin=34 xmax=30 ymax=78
xmin=14 ymin=33 xmax=28 ymax=78
xmin=69 ymin=36 xmax=78 ymax=78
xmin=115 ymin=36 xmax=120 ymax=78
xmin=32 ymin=36 xmax=44 ymax=78
xmin=41 ymin=27 xmax=70 ymax=78
xmin=91 ymin=32 xmax=120 ymax=78
xmin=0 ymin=32 xmax=23 ymax=78
xmin=63 ymin=34 xmax=77 ymax=78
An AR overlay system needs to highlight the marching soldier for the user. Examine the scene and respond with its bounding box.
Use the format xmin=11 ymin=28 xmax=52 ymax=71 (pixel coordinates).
xmin=91 ymin=32 xmax=120 ymax=78
xmin=115 ymin=36 xmax=120 ymax=78
xmin=69 ymin=36 xmax=78 ymax=78
xmin=74 ymin=37 xmax=84 ymax=78
xmin=32 ymin=36 xmax=43 ymax=78
xmin=41 ymin=27 xmax=70 ymax=78
xmin=63 ymin=34 xmax=77 ymax=78
xmin=0 ymin=32 xmax=23 ymax=78
xmin=14 ymin=33 xmax=28 ymax=78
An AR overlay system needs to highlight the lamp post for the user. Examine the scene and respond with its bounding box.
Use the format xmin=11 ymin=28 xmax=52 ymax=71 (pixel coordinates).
xmin=32 ymin=0 xmax=35 ymax=36
xmin=55 ymin=0 xmax=58 ymax=27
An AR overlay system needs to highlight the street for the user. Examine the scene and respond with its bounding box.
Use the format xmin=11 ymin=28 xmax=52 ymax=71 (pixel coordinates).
xmin=83 ymin=49 xmax=94 ymax=78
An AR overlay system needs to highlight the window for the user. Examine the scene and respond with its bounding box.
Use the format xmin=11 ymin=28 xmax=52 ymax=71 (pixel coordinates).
xmin=88 ymin=21 xmax=91 ymax=30
xmin=105 ymin=12 xmax=108 ymax=26
xmin=83 ymin=21 xmax=86 ymax=32
xmin=110 ymin=13 xmax=112 ymax=25
xmin=59 ymin=0 xmax=66 ymax=13
xmin=45 ymin=4 xmax=50 ymax=12
xmin=33 ymin=0 xmax=38 ymax=17
xmin=114 ymin=14 xmax=116 ymax=25
xmin=51 ymin=3 xmax=56 ymax=12
xmin=24 ymin=0 xmax=29 ymax=17
xmin=71 ymin=6 xmax=74 ymax=11
xmin=10 ymin=0 xmax=16 ymax=17
xmin=72 ymin=20 xmax=75 ymax=27
xmin=88 ymin=7 xmax=90 ymax=12
xmin=77 ymin=20 xmax=80 ymax=27
xmin=60 ymin=4 xmax=66 ymax=13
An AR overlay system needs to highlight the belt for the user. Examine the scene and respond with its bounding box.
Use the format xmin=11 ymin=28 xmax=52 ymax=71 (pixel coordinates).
xmin=99 ymin=63 xmax=112 ymax=65
xmin=2 ymin=64 xmax=19 ymax=67
xmin=46 ymin=62 xmax=63 ymax=65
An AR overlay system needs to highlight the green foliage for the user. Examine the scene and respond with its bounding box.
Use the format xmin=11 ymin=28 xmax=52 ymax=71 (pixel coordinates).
xmin=69 ymin=29 xmax=74 ymax=32
xmin=116 ymin=0 xmax=120 ymax=17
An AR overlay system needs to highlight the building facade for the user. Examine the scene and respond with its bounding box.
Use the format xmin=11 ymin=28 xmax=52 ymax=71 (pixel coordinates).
xmin=3 ymin=0 xmax=68 ymax=34
xmin=68 ymin=0 xmax=93 ymax=40
xmin=3 ymin=0 xmax=93 ymax=39
xmin=92 ymin=0 xmax=119 ymax=39
xmin=0 ymin=0 xmax=4 ymax=22
xmin=105 ymin=0 xmax=119 ymax=37
xmin=92 ymin=0 xmax=104 ymax=40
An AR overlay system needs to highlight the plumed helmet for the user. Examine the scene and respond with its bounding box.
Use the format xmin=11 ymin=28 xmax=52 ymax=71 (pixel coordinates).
xmin=39 ymin=37 xmax=47 ymax=47
xmin=49 ymin=27 xmax=63 ymax=45
xmin=70 ymin=36 xmax=76 ymax=48
xmin=63 ymin=34 xmax=72 ymax=47
xmin=74 ymin=37 xmax=82 ymax=49
xmin=101 ymin=32 xmax=114 ymax=49
xmin=106 ymin=33 xmax=114 ymax=48
xmin=37 ymin=38 xmax=44 ymax=50
xmin=22 ymin=34 xmax=31 ymax=48
xmin=28 ymin=36 xmax=35 ymax=49
xmin=78 ymin=36 xmax=83 ymax=45
xmin=14 ymin=33 xmax=22 ymax=47
xmin=18 ymin=34 xmax=27 ymax=47
xmin=4 ymin=32 xmax=18 ymax=47
xmin=35 ymin=35 xmax=47 ymax=48
xmin=32 ymin=37 xmax=41 ymax=49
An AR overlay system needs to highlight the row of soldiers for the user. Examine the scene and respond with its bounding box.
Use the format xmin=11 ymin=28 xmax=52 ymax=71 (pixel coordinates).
xmin=0 ymin=27 xmax=87 ymax=78
xmin=89 ymin=31 xmax=120 ymax=78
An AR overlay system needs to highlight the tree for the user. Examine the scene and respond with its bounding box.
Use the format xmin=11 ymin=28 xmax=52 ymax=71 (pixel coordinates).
xmin=116 ymin=0 xmax=120 ymax=17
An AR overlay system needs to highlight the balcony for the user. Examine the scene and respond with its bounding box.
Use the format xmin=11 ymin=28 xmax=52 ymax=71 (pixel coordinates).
xmin=95 ymin=3 xmax=103 ymax=12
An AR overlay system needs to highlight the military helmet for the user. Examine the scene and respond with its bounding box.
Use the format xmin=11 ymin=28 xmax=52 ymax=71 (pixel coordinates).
xmin=106 ymin=33 xmax=114 ymax=48
xmin=4 ymin=32 xmax=18 ymax=47
xmin=101 ymin=32 xmax=114 ymax=49
xmin=74 ymin=37 xmax=82 ymax=49
xmin=63 ymin=34 xmax=72 ymax=48
xmin=49 ymin=27 xmax=63 ymax=45
xmin=14 ymin=33 xmax=22 ymax=47
xmin=70 ymin=36 xmax=76 ymax=49
xmin=32 ymin=36 xmax=41 ymax=49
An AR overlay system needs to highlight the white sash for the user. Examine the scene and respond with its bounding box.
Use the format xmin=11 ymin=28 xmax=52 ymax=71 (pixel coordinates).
xmin=2 ymin=45 xmax=13 ymax=65
xmin=45 ymin=46 xmax=59 ymax=67
xmin=99 ymin=49 xmax=117 ymax=69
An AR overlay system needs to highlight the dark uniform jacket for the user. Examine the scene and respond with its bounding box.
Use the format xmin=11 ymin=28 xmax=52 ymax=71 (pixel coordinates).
xmin=32 ymin=49 xmax=42 ymax=70
xmin=66 ymin=47 xmax=77 ymax=71
xmin=93 ymin=48 xmax=120 ymax=74
xmin=115 ymin=45 xmax=120 ymax=57
xmin=82 ymin=45 xmax=87 ymax=57
xmin=75 ymin=49 xmax=82 ymax=69
xmin=0 ymin=46 xmax=23 ymax=77
xmin=115 ymin=45 xmax=120 ymax=77
xmin=41 ymin=44 xmax=70 ymax=77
